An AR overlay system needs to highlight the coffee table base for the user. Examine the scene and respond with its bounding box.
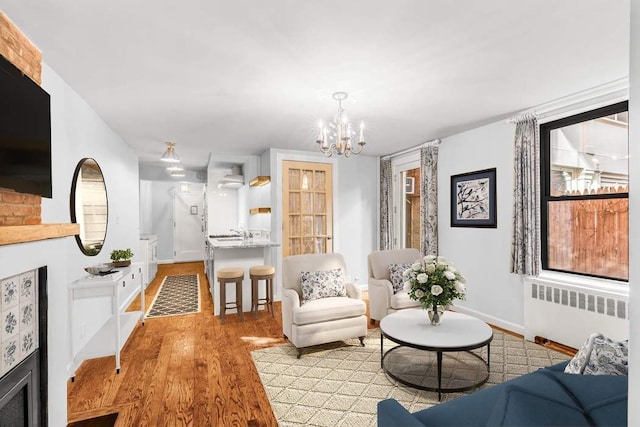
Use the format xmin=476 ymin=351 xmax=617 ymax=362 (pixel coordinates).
xmin=381 ymin=336 xmax=490 ymax=400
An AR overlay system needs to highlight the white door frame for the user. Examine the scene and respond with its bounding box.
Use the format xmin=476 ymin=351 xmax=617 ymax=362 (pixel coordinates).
xmin=391 ymin=152 xmax=420 ymax=249
xmin=173 ymin=183 xmax=205 ymax=262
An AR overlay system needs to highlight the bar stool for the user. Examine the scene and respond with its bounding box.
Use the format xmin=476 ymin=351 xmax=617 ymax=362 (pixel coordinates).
xmin=218 ymin=267 xmax=244 ymax=324
xmin=250 ymin=265 xmax=276 ymax=319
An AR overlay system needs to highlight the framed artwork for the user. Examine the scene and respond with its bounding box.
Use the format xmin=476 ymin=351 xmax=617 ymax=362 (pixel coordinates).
xmin=405 ymin=176 xmax=415 ymax=195
xmin=190 ymin=205 xmax=198 ymax=215
xmin=451 ymin=168 xmax=497 ymax=228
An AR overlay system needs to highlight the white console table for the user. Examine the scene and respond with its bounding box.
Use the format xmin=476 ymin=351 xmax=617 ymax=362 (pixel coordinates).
xmin=69 ymin=263 xmax=145 ymax=379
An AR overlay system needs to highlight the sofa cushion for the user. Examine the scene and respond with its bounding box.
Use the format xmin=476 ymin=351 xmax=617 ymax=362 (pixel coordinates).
xmin=544 ymin=370 xmax=628 ymax=426
xmin=300 ymin=268 xmax=347 ymax=303
xmin=388 ymin=263 xmax=412 ymax=293
xmin=409 ymin=365 xmax=576 ymax=426
xmin=293 ymin=296 xmax=365 ymax=326
xmin=390 ymin=290 xmax=421 ymax=309
xmin=485 ymin=384 xmax=588 ymax=426
xmin=393 ymin=363 xmax=628 ymax=427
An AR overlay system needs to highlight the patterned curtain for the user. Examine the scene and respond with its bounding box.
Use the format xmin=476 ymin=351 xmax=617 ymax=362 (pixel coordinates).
xmin=379 ymin=158 xmax=392 ymax=250
xmin=511 ymin=115 xmax=540 ymax=275
xmin=420 ymin=144 xmax=438 ymax=256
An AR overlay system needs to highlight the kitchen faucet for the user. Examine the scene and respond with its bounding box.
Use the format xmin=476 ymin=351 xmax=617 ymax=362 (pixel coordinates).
xmin=230 ymin=228 xmax=252 ymax=239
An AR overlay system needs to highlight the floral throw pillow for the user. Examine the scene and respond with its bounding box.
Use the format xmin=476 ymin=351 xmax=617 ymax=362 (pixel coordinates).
xmin=564 ymin=332 xmax=628 ymax=375
xmin=300 ymin=268 xmax=347 ymax=304
xmin=583 ymin=334 xmax=628 ymax=375
xmin=388 ymin=263 xmax=412 ymax=294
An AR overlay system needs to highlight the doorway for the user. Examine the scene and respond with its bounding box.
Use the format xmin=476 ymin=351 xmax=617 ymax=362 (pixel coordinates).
xmin=174 ymin=183 xmax=205 ymax=262
xmin=282 ymin=160 xmax=333 ymax=256
xmin=393 ymin=157 xmax=421 ymax=250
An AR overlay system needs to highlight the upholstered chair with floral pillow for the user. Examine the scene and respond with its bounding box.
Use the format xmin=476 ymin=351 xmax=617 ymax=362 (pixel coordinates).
xmin=368 ymin=248 xmax=422 ymax=324
xmin=282 ymin=253 xmax=367 ymax=358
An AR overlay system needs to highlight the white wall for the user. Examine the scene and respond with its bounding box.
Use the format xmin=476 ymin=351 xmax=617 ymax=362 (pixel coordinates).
xmin=628 ymin=0 xmax=638 ymax=423
xmin=0 ymin=63 xmax=139 ymax=427
xmin=334 ymin=154 xmax=379 ymax=284
xmin=269 ymin=148 xmax=378 ymax=288
xmin=438 ymin=120 xmax=526 ymax=331
xmin=149 ymin=180 xmax=176 ymax=262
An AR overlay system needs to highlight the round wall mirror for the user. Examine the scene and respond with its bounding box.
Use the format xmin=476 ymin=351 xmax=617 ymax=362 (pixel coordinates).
xmin=70 ymin=158 xmax=108 ymax=256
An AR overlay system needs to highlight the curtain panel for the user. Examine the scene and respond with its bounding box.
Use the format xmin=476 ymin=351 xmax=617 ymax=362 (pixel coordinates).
xmin=511 ymin=116 xmax=540 ymax=275
xmin=420 ymin=145 xmax=438 ymax=256
xmin=379 ymin=158 xmax=392 ymax=250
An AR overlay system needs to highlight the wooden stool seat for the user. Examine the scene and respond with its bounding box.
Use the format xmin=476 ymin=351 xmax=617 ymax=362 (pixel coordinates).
xmin=218 ymin=267 xmax=244 ymax=324
xmin=250 ymin=265 xmax=275 ymax=319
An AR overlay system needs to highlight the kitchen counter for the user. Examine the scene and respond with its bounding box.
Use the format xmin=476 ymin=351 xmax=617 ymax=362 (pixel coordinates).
xmin=206 ymin=238 xmax=280 ymax=316
xmin=208 ymin=238 xmax=280 ymax=249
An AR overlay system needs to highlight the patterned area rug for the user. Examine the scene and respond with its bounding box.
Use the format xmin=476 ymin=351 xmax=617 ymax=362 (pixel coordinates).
xmin=146 ymin=274 xmax=201 ymax=318
xmin=251 ymin=328 xmax=570 ymax=427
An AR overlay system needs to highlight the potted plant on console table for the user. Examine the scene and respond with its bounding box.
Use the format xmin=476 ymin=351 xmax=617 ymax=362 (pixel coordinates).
xmin=110 ymin=248 xmax=134 ymax=267
xmin=403 ymin=255 xmax=466 ymax=326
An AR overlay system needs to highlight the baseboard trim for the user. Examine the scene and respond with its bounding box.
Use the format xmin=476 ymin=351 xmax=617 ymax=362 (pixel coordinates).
xmin=452 ymin=305 xmax=526 ymax=337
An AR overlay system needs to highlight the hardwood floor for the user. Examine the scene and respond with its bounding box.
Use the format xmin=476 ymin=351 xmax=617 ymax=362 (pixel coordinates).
xmin=67 ymin=262 xmax=290 ymax=426
xmin=67 ymin=261 xmax=571 ymax=425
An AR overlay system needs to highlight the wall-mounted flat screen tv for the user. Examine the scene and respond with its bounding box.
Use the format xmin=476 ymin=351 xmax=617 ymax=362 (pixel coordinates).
xmin=0 ymin=55 xmax=52 ymax=198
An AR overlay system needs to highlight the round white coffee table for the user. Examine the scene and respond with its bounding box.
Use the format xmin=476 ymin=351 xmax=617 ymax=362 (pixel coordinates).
xmin=380 ymin=309 xmax=493 ymax=400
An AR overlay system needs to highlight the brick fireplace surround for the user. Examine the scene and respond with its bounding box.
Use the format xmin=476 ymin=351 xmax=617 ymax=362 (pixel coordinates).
xmin=0 ymin=12 xmax=43 ymax=227
xmin=0 ymin=13 xmax=78 ymax=247
xmin=0 ymin=188 xmax=42 ymax=226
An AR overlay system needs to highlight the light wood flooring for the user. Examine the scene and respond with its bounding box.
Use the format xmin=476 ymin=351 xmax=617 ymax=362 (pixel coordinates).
xmin=67 ymin=262 xmax=377 ymax=426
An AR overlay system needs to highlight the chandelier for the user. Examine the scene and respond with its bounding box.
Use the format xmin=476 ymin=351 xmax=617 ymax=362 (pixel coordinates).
xmin=316 ymin=92 xmax=366 ymax=157
xmin=160 ymin=141 xmax=180 ymax=162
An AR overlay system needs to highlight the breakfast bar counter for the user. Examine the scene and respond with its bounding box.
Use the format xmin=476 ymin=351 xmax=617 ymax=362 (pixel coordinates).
xmin=206 ymin=238 xmax=280 ymax=316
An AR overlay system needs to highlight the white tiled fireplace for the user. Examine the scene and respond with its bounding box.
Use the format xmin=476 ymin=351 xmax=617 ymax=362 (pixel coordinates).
xmin=0 ymin=266 xmax=47 ymax=426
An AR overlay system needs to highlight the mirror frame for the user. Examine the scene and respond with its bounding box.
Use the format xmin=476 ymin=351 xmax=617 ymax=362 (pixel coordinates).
xmin=70 ymin=157 xmax=109 ymax=256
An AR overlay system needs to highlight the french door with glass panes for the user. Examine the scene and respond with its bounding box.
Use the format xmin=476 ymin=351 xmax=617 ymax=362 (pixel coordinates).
xmin=282 ymin=161 xmax=333 ymax=256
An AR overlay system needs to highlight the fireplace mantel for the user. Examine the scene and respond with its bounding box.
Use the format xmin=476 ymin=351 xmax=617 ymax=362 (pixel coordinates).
xmin=0 ymin=223 xmax=79 ymax=246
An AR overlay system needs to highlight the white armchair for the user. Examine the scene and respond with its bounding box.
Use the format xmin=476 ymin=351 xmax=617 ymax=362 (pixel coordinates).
xmin=282 ymin=253 xmax=368 ymax=358
xmin=368 ymin=248 xmax=422 ymax=324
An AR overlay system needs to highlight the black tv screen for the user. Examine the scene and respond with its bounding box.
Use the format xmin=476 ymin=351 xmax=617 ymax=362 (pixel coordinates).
xmin=0 ymin=55 xmax=52 ymax=198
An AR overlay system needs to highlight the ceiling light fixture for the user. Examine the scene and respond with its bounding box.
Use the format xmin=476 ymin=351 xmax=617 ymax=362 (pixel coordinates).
xmin=316 ymin=92 xmax=366 ymax=157
xmin=170 ymin=169 xmax=185 ymax=178
xmin=160 ymin=141 xmax=180 ymax=163
xmin=166 ymin=161 xmax=184 ymax=171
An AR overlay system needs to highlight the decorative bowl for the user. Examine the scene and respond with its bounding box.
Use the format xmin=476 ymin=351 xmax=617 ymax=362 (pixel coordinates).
xmin=84 ymin=263 xmax=115 ymax=275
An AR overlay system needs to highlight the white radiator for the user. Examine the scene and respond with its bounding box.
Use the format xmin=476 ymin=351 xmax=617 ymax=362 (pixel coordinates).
xmin=523 ymin=276 xmax=629 ymax=349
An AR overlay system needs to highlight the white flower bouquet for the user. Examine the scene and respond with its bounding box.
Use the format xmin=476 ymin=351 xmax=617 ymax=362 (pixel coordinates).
xmin=403 ymin=255 xmax=466 ymax=311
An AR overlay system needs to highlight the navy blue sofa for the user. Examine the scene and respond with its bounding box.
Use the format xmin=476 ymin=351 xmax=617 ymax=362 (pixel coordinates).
xmin=377 ymin=362 xmax=627 ymax=427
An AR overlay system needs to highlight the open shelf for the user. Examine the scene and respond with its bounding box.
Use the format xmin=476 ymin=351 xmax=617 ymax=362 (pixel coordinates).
xmin=249 ymin=176 xmax=270 ymax=187
xmin=76 ymin=311 xmax=142 ymax=360
xmin=249 ymin=207 xmax=271 ymax=214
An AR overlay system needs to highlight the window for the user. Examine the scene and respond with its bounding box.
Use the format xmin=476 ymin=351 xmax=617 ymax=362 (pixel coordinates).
xmin=540 ymin=101 xmax=628 ymax=281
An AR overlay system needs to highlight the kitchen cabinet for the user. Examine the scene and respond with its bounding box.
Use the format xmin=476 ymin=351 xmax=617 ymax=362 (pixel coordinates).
xmin=139 ymin=235 xmax=158 ymax=288
xmin=69 ymin=263 xmax=145 ymax=378
xmin=207 ymin=238 xmax=279 ymax=315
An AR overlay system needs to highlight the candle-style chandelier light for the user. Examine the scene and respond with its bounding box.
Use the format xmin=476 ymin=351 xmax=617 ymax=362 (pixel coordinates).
xmin=316 ymin=92 xmax=366 ymax=157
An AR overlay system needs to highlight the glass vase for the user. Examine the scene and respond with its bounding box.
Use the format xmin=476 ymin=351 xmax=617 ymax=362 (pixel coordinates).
xmin=427 ymin=305 xmax=444 ymax=326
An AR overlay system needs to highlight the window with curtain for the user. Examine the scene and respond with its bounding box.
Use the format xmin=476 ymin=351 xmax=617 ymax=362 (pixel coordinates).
xmin=540 ymin=101 xmax=629 ymax=281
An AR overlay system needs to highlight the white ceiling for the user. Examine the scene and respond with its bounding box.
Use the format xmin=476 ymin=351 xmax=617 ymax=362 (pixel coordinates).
xmin=0 ymin=1 xmax=630 ymax=169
